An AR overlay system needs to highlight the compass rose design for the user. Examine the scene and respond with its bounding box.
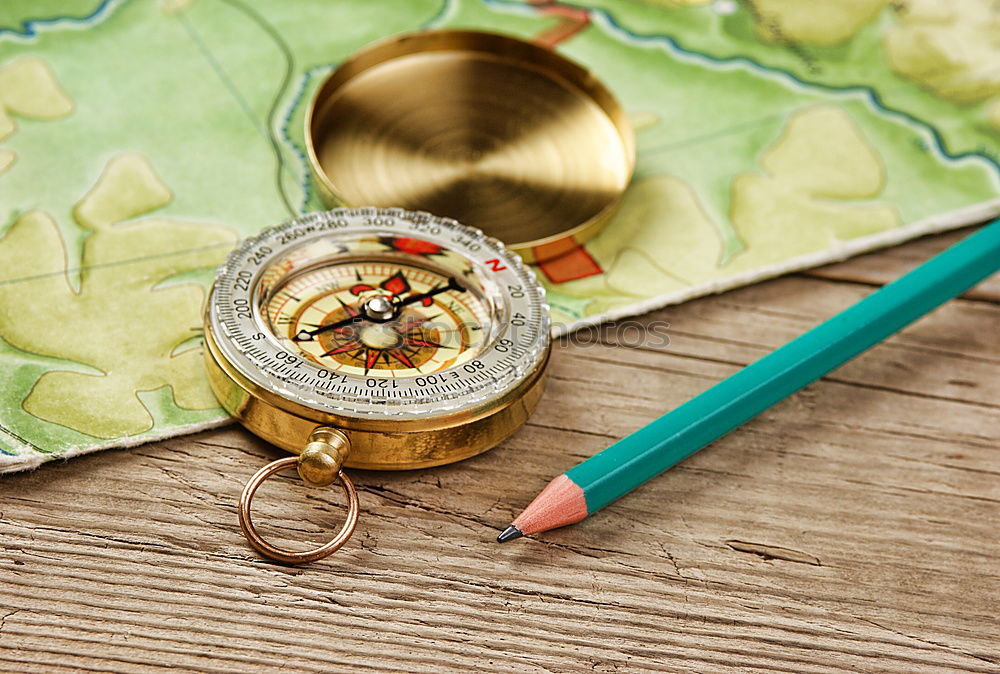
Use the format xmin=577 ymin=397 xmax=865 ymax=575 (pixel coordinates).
xmin=266 ymin=262 xmax=483 ymax=377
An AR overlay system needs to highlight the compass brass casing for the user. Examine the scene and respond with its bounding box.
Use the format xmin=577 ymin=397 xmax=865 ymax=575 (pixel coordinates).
xmin=306 ymin=30 xmax=635 ymax=263
xmin=203 ymin=325 xmax=548 ymax=470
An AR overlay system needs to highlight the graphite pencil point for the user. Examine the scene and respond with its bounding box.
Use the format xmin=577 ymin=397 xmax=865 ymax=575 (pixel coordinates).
xmin=496 ymin=525 xmax=523 ymax=543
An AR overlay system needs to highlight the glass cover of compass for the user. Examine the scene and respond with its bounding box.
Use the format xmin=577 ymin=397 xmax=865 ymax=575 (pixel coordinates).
xmin=203 ymin=207 xmax=551 ymax=470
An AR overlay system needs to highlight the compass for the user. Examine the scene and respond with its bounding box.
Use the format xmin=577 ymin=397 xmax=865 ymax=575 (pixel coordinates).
xmin=203 ymin=207 xmax=550 ymax=563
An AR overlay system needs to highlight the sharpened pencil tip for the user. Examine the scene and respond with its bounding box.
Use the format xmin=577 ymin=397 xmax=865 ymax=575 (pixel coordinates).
xmin=497 ymin=525 xmax=523 ymax=543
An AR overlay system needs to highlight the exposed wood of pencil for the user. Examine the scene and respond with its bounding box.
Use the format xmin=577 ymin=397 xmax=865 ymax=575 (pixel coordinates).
xmin=509 ymin=474 xmax=587 ymax=536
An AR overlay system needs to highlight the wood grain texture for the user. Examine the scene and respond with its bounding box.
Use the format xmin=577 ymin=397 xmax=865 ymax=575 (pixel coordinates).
xmin=1 ymin=231 xmax=997 ymax=673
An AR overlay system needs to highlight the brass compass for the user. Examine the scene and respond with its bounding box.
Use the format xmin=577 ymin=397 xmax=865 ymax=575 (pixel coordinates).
xmin=203 ymin=207 xmax=550 ymax=563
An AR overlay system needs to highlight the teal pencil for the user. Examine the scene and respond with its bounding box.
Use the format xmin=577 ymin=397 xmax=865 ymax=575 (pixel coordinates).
xmin=499 ymin=219 xmax=1000 ymax=542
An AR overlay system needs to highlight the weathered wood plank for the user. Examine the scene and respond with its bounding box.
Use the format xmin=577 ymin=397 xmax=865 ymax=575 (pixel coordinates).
xmin=0 ymin=232 xmax=997 ymax=672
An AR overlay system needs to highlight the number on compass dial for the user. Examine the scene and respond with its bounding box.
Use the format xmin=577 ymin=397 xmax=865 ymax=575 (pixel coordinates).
xmin=265 ymin=262 xmax=488 ymax=377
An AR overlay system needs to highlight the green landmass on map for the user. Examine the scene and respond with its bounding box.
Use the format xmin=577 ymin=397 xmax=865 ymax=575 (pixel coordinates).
xmin=0 ymin=0 xmax=997 ymax=470
xmin=573 ymin=0 xmax=1000 ymax=160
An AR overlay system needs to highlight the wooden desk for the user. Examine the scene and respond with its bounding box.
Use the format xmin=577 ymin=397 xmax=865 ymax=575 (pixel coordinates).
xmin=2 ymin=229 xmax=997 ymax=672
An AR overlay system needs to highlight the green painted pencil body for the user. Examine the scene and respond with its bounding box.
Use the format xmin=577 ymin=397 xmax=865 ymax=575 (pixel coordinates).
xmin=567 ymin=219 xmax=1000 ymax=514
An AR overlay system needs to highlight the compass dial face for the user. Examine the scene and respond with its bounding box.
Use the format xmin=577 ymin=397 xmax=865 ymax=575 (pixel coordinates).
xmin=265 ymin=262 xmax=488 ymax=378
xmin=206 ymin=208 xmax=550 ymax=422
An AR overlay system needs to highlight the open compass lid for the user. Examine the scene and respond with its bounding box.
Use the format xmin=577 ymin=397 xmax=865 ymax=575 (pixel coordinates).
xmin=306 ymin=30 xmax=635 ymax=264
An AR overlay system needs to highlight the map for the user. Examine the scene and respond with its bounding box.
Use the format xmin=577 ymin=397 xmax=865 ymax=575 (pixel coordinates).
xmin=1 ymin=0 xmax=998 ymax=472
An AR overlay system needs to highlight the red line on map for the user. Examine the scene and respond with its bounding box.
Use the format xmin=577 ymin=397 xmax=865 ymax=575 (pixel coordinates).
xmin=528 ymin=0 xmax=591 ymax=48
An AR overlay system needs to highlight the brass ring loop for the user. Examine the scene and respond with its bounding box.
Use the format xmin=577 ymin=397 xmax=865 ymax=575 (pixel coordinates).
xmin=238 ymin=456 xmax=359 ymax=564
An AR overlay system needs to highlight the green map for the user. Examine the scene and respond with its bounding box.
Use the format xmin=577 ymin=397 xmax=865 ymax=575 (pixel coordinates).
xmin=1 ymin=0 xmax=998 ymax=471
